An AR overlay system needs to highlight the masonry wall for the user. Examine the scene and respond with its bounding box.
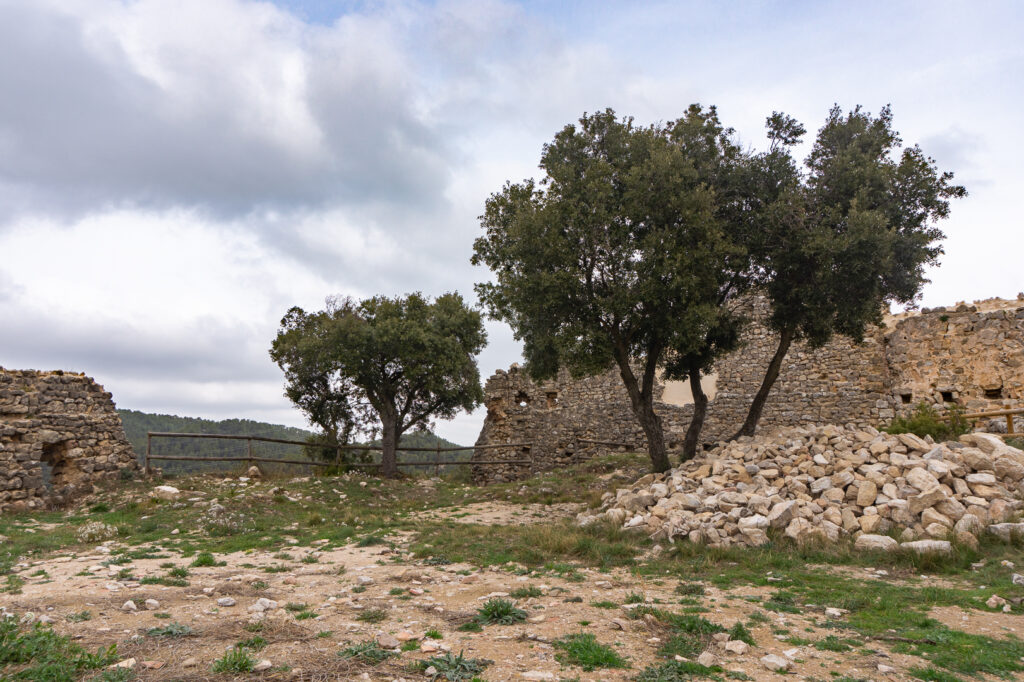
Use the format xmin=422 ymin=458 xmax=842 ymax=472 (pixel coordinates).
xmin=0 ymin=369 xmax=138 ymax=511
xmin=472 ymin=295 xmax=1024 ymax=483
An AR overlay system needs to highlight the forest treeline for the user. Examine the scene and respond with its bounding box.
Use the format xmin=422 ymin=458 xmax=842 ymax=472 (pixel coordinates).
xmin=118 ymin=410 xmax=470 ymax=476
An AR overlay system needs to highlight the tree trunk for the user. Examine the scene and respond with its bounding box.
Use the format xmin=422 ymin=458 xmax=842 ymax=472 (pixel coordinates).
xmin=613 ymin=354 xmax=670 ymax=473
xmin=380 ymin=414 xmax=399 ymax=478
xmin=730 ymin=326 xmax=795 ymax=441
xmin=681 ymin=362 xmax=708 ymax=462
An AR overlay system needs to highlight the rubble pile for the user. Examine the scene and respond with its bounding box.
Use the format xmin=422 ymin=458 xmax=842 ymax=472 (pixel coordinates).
xmin=578 ymin=425 xmax=1024 ymax=553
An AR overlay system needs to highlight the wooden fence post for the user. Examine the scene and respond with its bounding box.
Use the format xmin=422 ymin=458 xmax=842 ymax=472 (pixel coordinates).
xmin=1009 ymin=414 xmax=1016 ymax=436
xmin=145 ymin=433 xmax=151 ymax=476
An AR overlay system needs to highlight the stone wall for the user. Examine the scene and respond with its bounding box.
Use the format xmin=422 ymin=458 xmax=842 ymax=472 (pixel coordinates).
xmin=473 ymin=294 xmax=1024 ymax=483
xmin=0 ymin=369 xmax=137 ymax=511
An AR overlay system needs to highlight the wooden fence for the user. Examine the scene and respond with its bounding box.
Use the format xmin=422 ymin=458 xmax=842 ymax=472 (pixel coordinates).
xmin=144 ymin=432 xmax=532 ymax=476
xmin=941 ymin=407 xmax=1024 ymax=438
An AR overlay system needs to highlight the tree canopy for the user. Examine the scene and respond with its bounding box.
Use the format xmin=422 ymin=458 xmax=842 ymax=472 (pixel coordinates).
xmin=270 ymin=292 xmax=486 ymax=477
xmin=472 ymin=107 xmax=748 ymax=471
xmin=731 ymin=105 xmax=966 ymax=438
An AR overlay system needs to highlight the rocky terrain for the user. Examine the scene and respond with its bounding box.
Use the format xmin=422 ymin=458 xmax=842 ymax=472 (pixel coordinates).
xmin=2 ymin=451 xmax=1024 ymax=680
xmin=581 ymin=425 xmax=1024 ymax=556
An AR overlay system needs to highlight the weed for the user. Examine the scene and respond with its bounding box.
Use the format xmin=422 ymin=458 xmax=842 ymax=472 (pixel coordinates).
xmin=243 ymin=622 xmax=265 ymax=633
xmin=284 ymin=602 xmax=309 ymax=613
xmin=389 ymin=587 xmax=406 ymax=596
xmin=591 ymin=601 xmax=619 ymax=609
xmin=675 ymin=582 xmax=706 ymax=596
xmin=300 ymin=554 xmax=319 ymax=564
xmin=456 ymin=621 xmax=482 ymax=633
xmin=3 ymin=575 xmax=25 ymax=594
xmin=339 ymin=641 xmax=396 ymax=665
xmin=262 ymin=564 xmax=289 ymax=574
xmin=476 ymin=598 xmax=527 ymax=625
xmin=146 ymin=623 xmax=193 ymax=638
xmin=66 ymin=610 xmax=92 ymax=623
xmin=238 ymin=636 xmax=267 ymax=650
xmin=190 ymin=552 xmax=220 ymax=567
xmin=168 ymin=566 xmax=189 ymax=578
xmin=510 ymin=585 xmax=543 ymax=599
xmin=251 ymin=580 xmax=268 ymax=590
xmin=139 ymin=576 xmax=187 ymax=587
xmin=624 ymin=592 xmax=646 ymax=604
xmin=633 ymin=660 xmax=723 ymax=681
xmin=316 ymin=630 xmax=333 ymax=638
xmin=553 ymin=633 xmax=628 ymax=671
xmin=885 ymin=402 xmax=970 ymax=442
xmin=356 ymin=608 xmax=388 ymax=624
xmin=727 ymin=622 xmax=755 ymax=646
xmin=400 ymin=639 xmax=420 ymax=651
xmin=295 ymin=611 xmax=317 ymax=621
xmin=814 ymin=635 xmax=855 ymax=652
xmin=413 ymin=651 xmax=491 ymax=681
xmin=425 ymin=628 xmax=443 ymax=639
xmin=211 ymin=646 xmax=255 ymax=673
xmin=351 ymin=584 xmax=367 ymax=593
xmin=152 ymin=613 xmax=171 ymax=619
xmin=907 ymin=667 xmax=964 ymax=682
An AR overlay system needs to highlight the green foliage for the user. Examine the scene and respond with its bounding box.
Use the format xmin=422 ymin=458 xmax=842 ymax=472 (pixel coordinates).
xmin=66 ymin=611 xmax=92 ymax=623
xmin=271 ymin=292 xmax=486 ymax=477
xmin=509 ymin=585 xmax=542 ymax=599
xmin=456 ymin=621 xmax=482 ymax=633
xmin=211 ymin=646 xmax=255 ymax=673
xmin=146 ymin=623 xmax=193 ymax=638
xmin=476 ymin=598 xmax=527 ymax=625
xmin=190 ymin=552 xmax=219 ymax=567
xmin=472 ymin=107 xmax=748 ymax=469
xmin=727 ymin=622 xmax=755 ymax=646
xmin=413 ymin=651 xmax=491 ymax=681
xmin=339 ymin=641 xmax=396 ymax=665
xmin=553 ymin=633 xmax=629 ymax=671
xmin=633 ymin=659 xmax=723 ymax=681
xmin=425 ymin=629 xmax=443 ymax=640
xmin=734 ymin=104 xmax=965 ymax=437
xmin=886 ymin=402 xmax=971 ymax=442
xmin=0 ymin=619 xmax=118 ymax=681
xmin=238 ymin=636 xmax=267 ymax=651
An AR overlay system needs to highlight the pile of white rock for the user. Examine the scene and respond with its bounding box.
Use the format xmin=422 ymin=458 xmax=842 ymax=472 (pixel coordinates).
xmin=577 ymin=425 xmax=1024 ymax=554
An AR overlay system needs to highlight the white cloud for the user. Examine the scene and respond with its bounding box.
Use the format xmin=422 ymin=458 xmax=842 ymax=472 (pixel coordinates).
xmin=0 ymin=0 xmax=1022 ymax=444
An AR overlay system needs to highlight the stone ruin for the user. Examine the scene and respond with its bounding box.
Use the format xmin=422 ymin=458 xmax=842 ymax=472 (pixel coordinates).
xmin=472 ymin=294 xmax=1024 ymax=483
xmin=0 ymin=369 xmax=137 ymax=512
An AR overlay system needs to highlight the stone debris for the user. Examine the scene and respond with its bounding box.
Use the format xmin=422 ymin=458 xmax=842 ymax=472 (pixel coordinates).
xmin=151 ymin=486 xmax=180 ymax=501
xmin=217 ymin=597 xmax=236 ymax=607
xmin=120 ymin=600 xmax=137 ymax=612
xmin=579 ymin=425 xmax=1024 ymax=549
xmin=760 ymin=653 xmax=791 ymax=672
xmin=253 ymin=659 xmax=273 ymax=672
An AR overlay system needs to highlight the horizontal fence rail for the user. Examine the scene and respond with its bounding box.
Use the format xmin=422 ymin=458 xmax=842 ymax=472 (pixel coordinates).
xmin=144 ymin=431 xmax=532 ymax=475
xmin=938 ymin=405 xmax=1024 ymax=438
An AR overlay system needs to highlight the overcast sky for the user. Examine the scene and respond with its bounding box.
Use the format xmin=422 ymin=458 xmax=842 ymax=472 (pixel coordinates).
xmin=1 ymin=0 xmax=1022 ymax=445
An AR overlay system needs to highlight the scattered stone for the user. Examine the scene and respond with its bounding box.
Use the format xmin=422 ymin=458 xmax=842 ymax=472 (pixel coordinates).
xmin=760 ymin=654 xmax=791 ymax=672
xmin=217 ymin=597 xmax=236 ymax=607
xmin=855 ymin=534 xmax=898 ymax=552
xmin=697 ymin=651 xmax=717 ymax=666
xmin=253 ymin=659 xmax=273 ymax=672
xmin=182 ymin=658 xmax=198 ymax=668
xmin=900 ymin=540 xmax=952 ymax=555
xmin=376 ymin=633 xmax=400 ymax=649
xmin=987 ymin=594 xmax=1007 ymax=609
xmin=520 ymin=672 xmax=556 ymax=681
xmin=151 ymin=486 xmax=181 ymax=501
xmin=143 ymin=599 xmax=159 ymax=610
xmin=724 ymin=640 xmax=749 ymax=655
xmin=247 ymin=598 xmax=279 ymax=613
xmin=121 ymin=600 xmax=137 ymax=612
xmin=141 ymin=661 xmax=165 ymax=670
xmin=110 ymin=658 xmax=136 ymax=670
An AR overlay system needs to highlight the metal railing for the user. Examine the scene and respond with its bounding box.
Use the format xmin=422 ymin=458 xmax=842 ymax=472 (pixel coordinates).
xmin=144 ymin=431 xmax=532 ymax=476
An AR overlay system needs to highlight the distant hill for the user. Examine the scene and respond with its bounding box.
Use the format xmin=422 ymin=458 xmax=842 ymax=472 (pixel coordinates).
xmin=117 ymin=409 xmax=470 ymax=475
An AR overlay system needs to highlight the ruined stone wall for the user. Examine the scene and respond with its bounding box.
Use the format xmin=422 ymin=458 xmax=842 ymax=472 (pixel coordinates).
xmin=0 ymin=369 xmax=137 ymax=511
xmin=473 ymin=294 xmax=1024 ymax=483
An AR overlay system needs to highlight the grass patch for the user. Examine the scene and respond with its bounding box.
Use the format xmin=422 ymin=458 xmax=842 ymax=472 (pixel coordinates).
xmin=633 ymin=659 xmax=724 ymax=681
xmin=190 ymin=551 xmax=221 ymax=567
xmin=591 ymin=600 xmax=619 ymax=609
xmin=553 ymin=633 xmax=628 ymax=671
xmin=0 ymin=619 xmax=119 ymax=681
xmin=425 ymin=628 xmax=442 ymax=639
xmin=356 ymin=608 xmax=388 ymax=624
xmin=211 ymin=646 xmax=255 ymax=673
xmin=66 ymin=611 xmax=92 ymax=623
xmin=238 ymin=636 xmax=267 ymax=651
xmin=510 ymin=585 xmax=543 ymax=599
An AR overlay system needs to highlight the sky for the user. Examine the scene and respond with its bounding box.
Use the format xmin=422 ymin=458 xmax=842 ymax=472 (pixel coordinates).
xmin=1 ymin=0 xmax=1022 ymax=445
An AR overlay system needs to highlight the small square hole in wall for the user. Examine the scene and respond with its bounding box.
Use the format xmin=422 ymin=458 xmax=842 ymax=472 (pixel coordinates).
xmin=985 ymin=387 xmax=1004 ymax=399
xmin=940 ymin=391 xmax=954 ymax=402
xmin=900 ymin=393 xmax=912 ymax=404
xmin=546 ymin=391 xmax=558 ymax=408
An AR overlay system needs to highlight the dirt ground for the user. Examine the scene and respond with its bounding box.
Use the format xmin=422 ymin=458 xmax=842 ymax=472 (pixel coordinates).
xmin=5 ymin=501 xmax=1008 ymax=682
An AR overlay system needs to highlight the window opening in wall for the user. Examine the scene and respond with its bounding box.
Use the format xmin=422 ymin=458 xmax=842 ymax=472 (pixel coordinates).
xmin=901 ymin=393 xmax=912 ymax=404
xmin=940 ymin=391 xmax=954 ymax=402
xmin=985 ymin=387 xmax=1004 ymax=399
xmin=39 ymin=441 xmax=70 ymax=489
xmin=515 ymin=391 xmax=531 ymax=408
xmin=546 ymin=391 xmax=558 ymax=408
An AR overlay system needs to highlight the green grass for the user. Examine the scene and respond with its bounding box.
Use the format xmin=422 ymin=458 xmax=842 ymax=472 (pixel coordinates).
xmin=412 ymin=651 xmax=491 ymax=681
xmin=425 ymin=628 xmax=442 ymax=639
xmin=66 ymin=611 xmax=92 ymax=623
xmin=591 ymin=600 xmax=619 ymax=609
xmin=238 ymin=636 xmax=267 ymax=651
xmin=0 ymin=619 xmax=119 ymax=681
xmin=339 ymin=641 xmax=396 ymax=665
xmin=190 ymin=551 xmax=221 ymax=567
xmin=476 ymin=598 xmax=527 ymax=625
xmin=727 ymin=622 xmax=755 ymax=646
xmin=510 ymin=585 xmax=543 ymax=599
xmin=284 ymin=602 xmax=308 ymax=613
xmin=552 ymin=633 xmax=628 ymax=671
xmin=211 ymin=646 xmax=255 ymax=673
xmin=457 ymin=621 xmax=483 ymax=633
